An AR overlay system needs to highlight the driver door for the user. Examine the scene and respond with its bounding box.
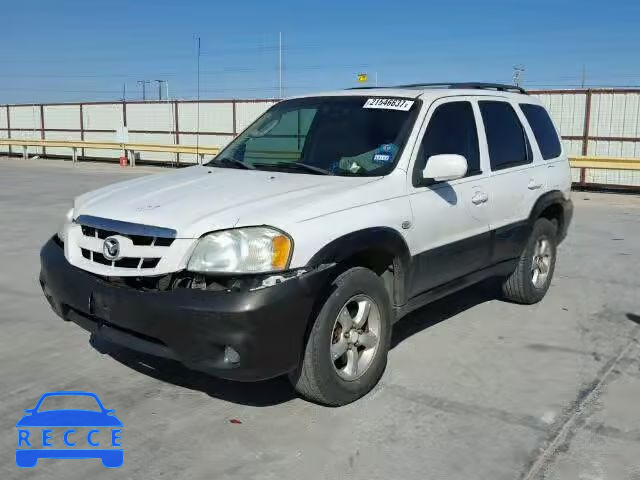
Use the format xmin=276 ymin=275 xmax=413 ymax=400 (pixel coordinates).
xmin=405 ymin=98 xmax=492 ymax=298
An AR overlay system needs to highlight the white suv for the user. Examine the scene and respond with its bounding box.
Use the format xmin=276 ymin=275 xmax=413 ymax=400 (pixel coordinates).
xmin=40 ymin=83 xmax=573 ymax=406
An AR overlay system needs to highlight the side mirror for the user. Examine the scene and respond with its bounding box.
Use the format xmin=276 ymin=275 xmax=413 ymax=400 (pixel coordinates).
xmin=422 ymin=154 xmax=468 ymax=182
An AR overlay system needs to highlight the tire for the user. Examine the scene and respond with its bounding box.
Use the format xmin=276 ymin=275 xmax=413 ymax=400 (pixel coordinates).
xmin=289 ymin=267 xmax=392 ymax=406
xmin=502 ymin=218 xmax=557 ymax=304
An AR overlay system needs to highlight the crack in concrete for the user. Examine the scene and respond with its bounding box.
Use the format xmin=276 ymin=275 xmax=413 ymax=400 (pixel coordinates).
xmin=519 ymin=329 xmax=639 ymax=480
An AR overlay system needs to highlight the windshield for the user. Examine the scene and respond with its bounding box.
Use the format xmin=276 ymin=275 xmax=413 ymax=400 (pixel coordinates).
xmin=207 ymin=96 xmax=420 ymax=176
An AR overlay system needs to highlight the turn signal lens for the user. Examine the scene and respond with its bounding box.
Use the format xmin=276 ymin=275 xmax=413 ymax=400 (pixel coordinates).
xmin=272 ymin=235 xmax=292 ymax=270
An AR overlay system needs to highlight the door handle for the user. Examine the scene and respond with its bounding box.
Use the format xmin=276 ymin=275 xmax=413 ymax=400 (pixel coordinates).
xmin=528 ymin=180 xmax=543 ymax=190
xmin=471 ymin=192 xmax=488 ymax=205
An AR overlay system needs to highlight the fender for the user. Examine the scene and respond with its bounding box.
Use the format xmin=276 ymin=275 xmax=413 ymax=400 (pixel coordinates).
xmin=307 ymin=227 xmax=412 ymax=306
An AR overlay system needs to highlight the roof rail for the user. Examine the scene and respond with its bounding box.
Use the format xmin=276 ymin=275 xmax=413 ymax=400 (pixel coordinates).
xmin=393 ymin=82 xmax=527 ymax=94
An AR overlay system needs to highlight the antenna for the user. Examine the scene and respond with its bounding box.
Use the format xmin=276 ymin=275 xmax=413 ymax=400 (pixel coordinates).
xmin=278 ymin=32 xmax=284 ymax=98
xmin=196 ymin=36 xmax=201 ymax=162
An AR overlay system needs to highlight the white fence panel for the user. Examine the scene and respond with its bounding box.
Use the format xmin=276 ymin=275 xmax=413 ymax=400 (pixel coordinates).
xmin=0 ymin=107 xmax=7 ymax=154
xmin=128 ymin=132 xmax=175 ymax=163
xmin=10 ymin=105 xmax=41 ymax=129
xmin=562 ymin=139 xmax=583 ymax=156
xmin=178 ymin=102 xmax=233 ymax=134
xmin=127 ymin=103 xmax=175 ymax=131
xmin=44 ymin=105 xmax=80 ymax=130
xmin=178 ymin=133 xmax=233 ymax=163
xmin=83 ymin=131 xmax=120 ymax=158
xmin=83 ymin=104 xmax=122 ymax=131
xmin=0 ymin=107 xmax=7 ymax=129
xmin=236 ymin=101 xmax=276 ymax=132
xmin=0 ymin=129 xmax=9 ymax=153
xmin=9 ymin=130 xmax=43 ymax=155
xmin=43 ymin=130 xmax=82 ymax=156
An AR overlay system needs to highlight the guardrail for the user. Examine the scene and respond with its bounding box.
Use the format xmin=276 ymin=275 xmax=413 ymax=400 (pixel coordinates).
xmin=0 ymin=139 xmax=220 ymax=166
xmin=1 ymin=138 xmax=639 ymax=189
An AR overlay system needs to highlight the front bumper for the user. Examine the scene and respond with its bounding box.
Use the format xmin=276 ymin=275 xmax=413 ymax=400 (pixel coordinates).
xmin=40 ymin=238 xmax=333 ymax=381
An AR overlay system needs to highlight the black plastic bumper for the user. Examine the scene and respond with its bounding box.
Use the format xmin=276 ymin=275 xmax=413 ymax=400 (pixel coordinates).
xmin=39 ymin=238 xmax=333 ymax=381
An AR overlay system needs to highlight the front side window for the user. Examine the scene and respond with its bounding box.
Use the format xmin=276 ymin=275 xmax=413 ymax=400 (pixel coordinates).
xmin=207 ymin=96 xmax=419 ymax=177
xmin=414 ymin=101 xmax=480 ymax=185
xmin=479 ymin=101 xmax=532 ymax=171
xmin=520 ymin=103 xmax=562 ymax=160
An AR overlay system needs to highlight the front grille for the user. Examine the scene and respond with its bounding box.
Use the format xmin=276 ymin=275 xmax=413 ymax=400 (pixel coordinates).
xmin=77 ymin=216 xmax=175 ymax=271
xmin=81 ymin=248 xmax=161 ymax=269
xmin=80 ymin=225 xmax=174 ymax=247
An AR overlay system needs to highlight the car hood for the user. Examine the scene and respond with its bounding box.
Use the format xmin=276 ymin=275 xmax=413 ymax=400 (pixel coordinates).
xmin=74 ymin=166 xmax=379 ymax=238
xmin=16 ymin=410 xmax=123 ymax=427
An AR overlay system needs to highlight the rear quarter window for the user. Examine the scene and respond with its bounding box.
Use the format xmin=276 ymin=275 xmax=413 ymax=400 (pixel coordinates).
xmin=519 ymin=104 xmax=562 ymax=160
xmin=479 ymin=101 xmax=532 ymax=171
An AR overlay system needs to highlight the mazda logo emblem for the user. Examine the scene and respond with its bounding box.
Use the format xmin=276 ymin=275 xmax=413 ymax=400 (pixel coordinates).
xmin=103 ymin=237 xmax=121 ymax=261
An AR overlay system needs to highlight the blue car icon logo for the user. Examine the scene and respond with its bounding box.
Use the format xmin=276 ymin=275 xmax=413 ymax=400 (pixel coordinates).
xmin=16 ymin=391 xmax=123 ymax=468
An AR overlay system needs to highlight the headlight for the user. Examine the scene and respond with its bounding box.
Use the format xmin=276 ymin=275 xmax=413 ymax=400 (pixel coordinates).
xmin=56 ymin=208 xmax=74 ymax=243
xmin=187 ymin=227 xmax=292 ymax=273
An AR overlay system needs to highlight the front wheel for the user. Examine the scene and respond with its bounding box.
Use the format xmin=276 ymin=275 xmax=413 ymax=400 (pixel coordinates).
xmin=289 ymin=267 xmax=392 ymax=406
xmin=502 ymin=218 xmax=557 ymax=304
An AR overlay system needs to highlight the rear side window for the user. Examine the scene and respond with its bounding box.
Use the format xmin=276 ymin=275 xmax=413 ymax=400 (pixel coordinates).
xmin=414 ymin=101 xmax=480 ymax=185
xmin=520 ymin=104 xmax=562 ymax=159
xmin=479 ymin=101 xmax=531 ymax=171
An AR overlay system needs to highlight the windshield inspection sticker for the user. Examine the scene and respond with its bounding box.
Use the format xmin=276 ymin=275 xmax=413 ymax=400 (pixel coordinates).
xmin=363 ymin=98 xmax=414 ymax=111
xmin=372 ymin=143 xmax=398 ymax=163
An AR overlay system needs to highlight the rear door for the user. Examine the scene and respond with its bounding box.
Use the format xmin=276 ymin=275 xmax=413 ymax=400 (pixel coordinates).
xmin=405 ymin=97 xmax=492 ymax=298
xmin=477 ymin=99 xmax=542 ymax=263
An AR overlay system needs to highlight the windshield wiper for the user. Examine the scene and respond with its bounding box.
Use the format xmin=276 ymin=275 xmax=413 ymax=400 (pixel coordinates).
xmin=211 ymin=157 xmax=255 ymax=170
xmin=254 ymin=162 xmax=333 ymax=176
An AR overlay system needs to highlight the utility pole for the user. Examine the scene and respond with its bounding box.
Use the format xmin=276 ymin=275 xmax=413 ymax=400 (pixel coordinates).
xmin=137 ymin=80 xmax=150 ymax=101
xmin=154 ymin=80 xmax=167 ymax=101
xmin=512 ymin=65 xmax=525 ymax=87
xmin=279 ymin=31 xmax=283 ymax=98
xmin=581 ymin=64 xmax=586 ymax=88
xmin=122 ymin=83 xmax=127 ymax=101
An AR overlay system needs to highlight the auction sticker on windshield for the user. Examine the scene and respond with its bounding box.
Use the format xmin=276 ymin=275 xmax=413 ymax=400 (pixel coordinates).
xmin=363 ymin=98 xmax=414 ymax=111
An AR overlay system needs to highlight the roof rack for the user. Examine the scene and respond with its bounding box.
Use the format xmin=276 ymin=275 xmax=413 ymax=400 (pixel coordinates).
xmin=392 ymin=82 xmax=527 ymax=94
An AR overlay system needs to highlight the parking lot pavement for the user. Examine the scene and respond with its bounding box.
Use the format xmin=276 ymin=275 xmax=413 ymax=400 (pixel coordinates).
xmin=1 ymin=157 xmax=639 ymax=480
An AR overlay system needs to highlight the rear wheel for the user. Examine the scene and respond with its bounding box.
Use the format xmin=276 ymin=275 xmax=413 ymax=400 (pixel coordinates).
xmin=289 ymin=267 xmax=391 ymax=406
xmin=502 ymin=218 xmax=557 ymax=304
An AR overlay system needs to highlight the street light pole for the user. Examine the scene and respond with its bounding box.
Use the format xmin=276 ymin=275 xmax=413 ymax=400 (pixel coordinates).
xmin=154 ymin=80 xmax=166 ymax=101
xmin=137 ymin=80 xmax=150 ymax=101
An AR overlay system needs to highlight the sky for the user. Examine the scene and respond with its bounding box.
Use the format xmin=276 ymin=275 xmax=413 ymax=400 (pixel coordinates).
xmin=2 ymin=0 xmax=639 ymax=104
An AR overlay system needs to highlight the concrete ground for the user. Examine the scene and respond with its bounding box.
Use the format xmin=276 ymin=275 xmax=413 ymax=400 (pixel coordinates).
xmin=1 ymin=157 xmax=639 ymax=479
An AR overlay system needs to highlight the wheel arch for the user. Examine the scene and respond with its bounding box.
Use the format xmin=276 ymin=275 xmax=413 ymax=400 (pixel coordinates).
xmin=307 ymin=227 xmax=412 ymax=307
xmin=528 ymin=190 xmax=571 ymax=239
